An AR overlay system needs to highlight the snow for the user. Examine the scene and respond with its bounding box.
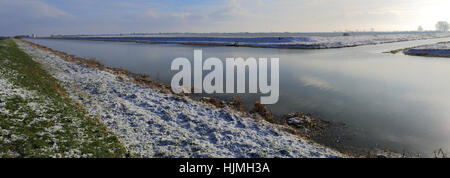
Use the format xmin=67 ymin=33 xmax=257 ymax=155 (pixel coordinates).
xmin=0 ymin=69 xmax=88 ymax=158
xmin=63 ymin=32 xmax=450 ymax=49
xmin=404 ymin=41 xmax=450 ymax=57
xmin=0 ymin=69 xmax=38 ymax=102
xmin=16 ymin=39 xmax=344 ymax=158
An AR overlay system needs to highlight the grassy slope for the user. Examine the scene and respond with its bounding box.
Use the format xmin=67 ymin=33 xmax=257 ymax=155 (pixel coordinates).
xmin=0 ymin=38 xmax=128 ymax=158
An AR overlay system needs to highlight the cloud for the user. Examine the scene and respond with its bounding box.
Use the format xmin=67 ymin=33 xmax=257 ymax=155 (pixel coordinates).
xmin=1 ymin=0 xmax=449 ymax=36
xmin=209 ymin=0 xmax=247 ymax=21
xmin=0 ymin=0 xmax=70 ymax=18
xmin=299 ymin=76 xmax=335 ymax=91
xmin=0 ymin=0 xmax=72 ymax=36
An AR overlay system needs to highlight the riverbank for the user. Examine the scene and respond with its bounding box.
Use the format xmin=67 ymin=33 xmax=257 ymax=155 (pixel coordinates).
xmin=403 ymin=41 xmax=450 ymax=57
xmin=0 ymin=38 xmax=128 ymax=158
xmin=47 ymin=32 xmax=450 ymax=49
xmin=385 ymin=41 xmax=450 ymax=58
xmin=10 ymin=38 xmax=343 ymax=158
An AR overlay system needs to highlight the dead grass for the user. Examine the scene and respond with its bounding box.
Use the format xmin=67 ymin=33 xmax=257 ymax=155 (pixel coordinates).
xmin=231 ymin=97 xmax=244 ymax=111
xmin=83 ymin=58 xmax=106 ymax=70
xmin=200 ymin=97 xmax=225 ymax=108
xmin=252 ymin=101 xmax=275 ymax=123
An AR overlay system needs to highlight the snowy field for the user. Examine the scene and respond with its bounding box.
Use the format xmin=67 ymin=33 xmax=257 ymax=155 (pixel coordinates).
xmin=404 ymin=42 xmax=450 ymax=57
xmin=15 ymin=40 xmax=343 ymax=158
xmin=55 ymin=32 xmax=450 ymax=49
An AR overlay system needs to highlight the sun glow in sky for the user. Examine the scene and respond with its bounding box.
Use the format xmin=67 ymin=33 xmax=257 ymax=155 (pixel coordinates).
xmin=0 ymin=0 xmax=449 ymax=36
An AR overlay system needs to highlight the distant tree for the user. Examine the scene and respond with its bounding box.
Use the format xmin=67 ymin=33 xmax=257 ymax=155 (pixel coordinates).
xmin=435 ymin=21 xmax=449 ymax=32
xmin=417 ymin=26 xmax=423 ymax=32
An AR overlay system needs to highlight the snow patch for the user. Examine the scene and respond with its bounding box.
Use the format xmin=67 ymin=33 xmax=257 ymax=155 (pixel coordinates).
xmin=404 ymin=41 xmax=450 ymax=57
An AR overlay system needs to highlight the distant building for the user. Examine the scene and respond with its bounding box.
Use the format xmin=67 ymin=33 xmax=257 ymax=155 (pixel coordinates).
xmin=31 ymin=34 xmax=37 ymax=38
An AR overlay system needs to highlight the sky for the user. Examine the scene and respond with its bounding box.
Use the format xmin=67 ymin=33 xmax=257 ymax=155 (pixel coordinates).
xmin=0 ymin=0 xmax=449 ymax=36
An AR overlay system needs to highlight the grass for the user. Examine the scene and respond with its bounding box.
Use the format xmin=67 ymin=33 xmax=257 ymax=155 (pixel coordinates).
xmin=0 ymin=38 xmax=128 ymax=158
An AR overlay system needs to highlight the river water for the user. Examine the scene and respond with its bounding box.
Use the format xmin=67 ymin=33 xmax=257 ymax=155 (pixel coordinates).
xmin=25 ymin=37 xmax=450 ymax=156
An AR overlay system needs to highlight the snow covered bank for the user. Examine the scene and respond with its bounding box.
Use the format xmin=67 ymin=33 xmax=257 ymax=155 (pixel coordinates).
xmin=55 ymin=32 xmax=450 ymax=49
xmin=0 ymin=39 xmax=127 ymax=158
xmin=15 ymin=39 xmax=343 ymax=158
xmin=404 ymin=42 xmax=450 ymax=57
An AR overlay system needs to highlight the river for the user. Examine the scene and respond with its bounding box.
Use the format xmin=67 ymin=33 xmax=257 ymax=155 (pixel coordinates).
xmin=25 ymin=37 xmax=450 ymax=157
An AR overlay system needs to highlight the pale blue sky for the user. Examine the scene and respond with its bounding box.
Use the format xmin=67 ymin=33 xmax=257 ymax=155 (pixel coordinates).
xmin=1 ymin=0 xmax=449 ymax=36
